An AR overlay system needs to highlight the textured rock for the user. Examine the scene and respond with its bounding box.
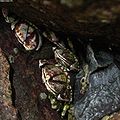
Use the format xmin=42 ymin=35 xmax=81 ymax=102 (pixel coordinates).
xmin=0 ymin=48 xmax=17 ymax=120
xmin=74 ymin=45 xmax=120 ymax=120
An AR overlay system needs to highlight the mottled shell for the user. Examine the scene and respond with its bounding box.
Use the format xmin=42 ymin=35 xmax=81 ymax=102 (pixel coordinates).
xmin=42 ymin=64 xmax=72 ymax=102
xmin=43 ymin=31 xmax=79 ymax=71
xmin=53 ymin=46 xmax=79 ymax=71
xmin=2 ymin=8 xmax=42 ymax=51
xmin=14 ymin=21 xmax=42 ymax=51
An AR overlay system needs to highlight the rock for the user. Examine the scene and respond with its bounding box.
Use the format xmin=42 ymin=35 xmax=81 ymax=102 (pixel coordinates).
xmin=0 ymin=48 xmax=17 ymax=120
xmin=74 ymin=45 xmax=120 ymax=120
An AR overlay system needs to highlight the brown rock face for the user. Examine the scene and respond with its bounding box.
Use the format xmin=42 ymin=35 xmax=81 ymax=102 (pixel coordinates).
xmin=0 ymin=48 xmax=17 ymax=120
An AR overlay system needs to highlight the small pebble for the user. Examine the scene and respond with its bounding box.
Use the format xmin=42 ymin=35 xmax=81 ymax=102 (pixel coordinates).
xmin=13 ymin=48 xmax=19 ymax=54
xmin=8 ymin=55 xmax=14 ymax=63
xmin=39 ymin=92 xmax=47 ymax=100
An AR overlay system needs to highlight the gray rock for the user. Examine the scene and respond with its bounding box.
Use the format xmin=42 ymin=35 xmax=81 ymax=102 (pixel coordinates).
xmin=74 ymin=45 xmax=120 ymax=120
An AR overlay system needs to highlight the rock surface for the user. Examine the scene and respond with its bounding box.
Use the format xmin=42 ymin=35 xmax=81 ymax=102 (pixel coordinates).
xmin=0 ymin=48 xmax=17 ymax=120
xmin=75 ymin=46 xmax=120 ymax=120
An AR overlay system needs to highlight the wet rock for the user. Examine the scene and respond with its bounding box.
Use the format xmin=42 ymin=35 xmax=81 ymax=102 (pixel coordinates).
xmin=0 ymin=48 xmax=17 ymax=120
xmin=86 ymin=45 xmax=113 ymax=72
xmin=74 ymin=45 xmax=120 ymax=120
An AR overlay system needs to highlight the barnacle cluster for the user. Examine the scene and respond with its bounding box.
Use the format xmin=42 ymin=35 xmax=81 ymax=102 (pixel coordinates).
xmin=2 ymin=8 xmax=89 ymax=118
xmin=39 ymin=31 xmax=80 ymax=117
xmin=2 ymin=4 xmax=120 ymax=120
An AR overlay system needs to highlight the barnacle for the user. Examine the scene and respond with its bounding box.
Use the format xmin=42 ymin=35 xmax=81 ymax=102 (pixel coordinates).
xmin=2 ymin=8 xmax=42 ymax=51
xmin=14 ymin=21 xmax=42 ymax=51
xmin=39 ymin=59 xmax=73 ymax=117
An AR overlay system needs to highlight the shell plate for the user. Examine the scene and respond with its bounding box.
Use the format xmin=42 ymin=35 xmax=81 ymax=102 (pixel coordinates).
xmin=13 ymin=20 xmax=42 ymax=51
xmin=41 ymin=61 xmax=72 ymax=102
